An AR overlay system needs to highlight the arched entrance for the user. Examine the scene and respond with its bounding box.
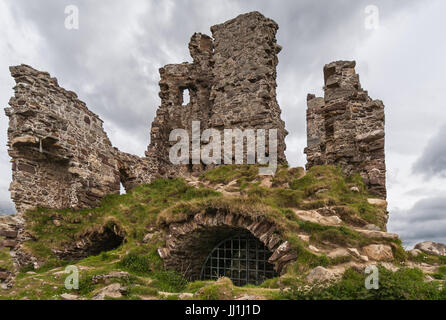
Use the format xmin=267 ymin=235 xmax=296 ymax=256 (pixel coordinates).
xmin=158 ymin=210 xmax=298 ymax=281
xmin=200 ymin=230 xmax=279 ymax=286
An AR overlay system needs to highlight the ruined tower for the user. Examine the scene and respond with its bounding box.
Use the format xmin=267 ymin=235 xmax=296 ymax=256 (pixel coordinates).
xmin=148 ymin=11 xmax=288 ymax=172
xmin=304 ymin=61 xmax=386 ymax=198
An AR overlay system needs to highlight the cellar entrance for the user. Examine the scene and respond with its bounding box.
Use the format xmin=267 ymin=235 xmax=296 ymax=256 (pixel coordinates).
xmin=200 ymin=230 xmax=279 ymax=286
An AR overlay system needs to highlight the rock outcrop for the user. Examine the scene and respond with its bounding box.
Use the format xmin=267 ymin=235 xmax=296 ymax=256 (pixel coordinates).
xmin=414 ymin=241 xmax=446 ymax=257
xmin=0 ymin=215 xmax=25 ymax=288
xmin=305 ymin=61 xmax=386 ymax=198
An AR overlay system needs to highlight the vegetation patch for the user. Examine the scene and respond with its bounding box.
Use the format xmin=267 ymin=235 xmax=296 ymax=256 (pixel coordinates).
xmin=0 ymin=246 xmax=13 ymax=271
xmin=283 ymin=267 xmax=446 ymax=300
xmin=0 ymin=165 xmax=414 ymax=300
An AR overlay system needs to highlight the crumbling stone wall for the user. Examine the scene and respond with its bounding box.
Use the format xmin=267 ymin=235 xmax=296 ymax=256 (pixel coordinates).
xmin=304 ymin=61 xmax=386 ymax=198
xmin=5 ymin=65 xmax=157 ymax=214
xmin=147 ymin=33 xmax=214 ymax=174
xmin=148 ymin=11 xmax=288 ymax=173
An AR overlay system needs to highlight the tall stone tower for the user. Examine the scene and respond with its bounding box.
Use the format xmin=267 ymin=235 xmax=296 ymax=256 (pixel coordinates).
xmin=147 ymin=11 xmax=288 ymax=173
xmin=305 ymin=61 xmax=386 ymax=198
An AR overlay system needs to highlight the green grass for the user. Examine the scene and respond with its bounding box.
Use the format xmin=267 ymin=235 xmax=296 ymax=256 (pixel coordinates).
xmin=409 ymin=252 xmax=446 ymax=265
xmin=432 ymin=266 xmax=446 ymax=280
xmin=199 ymin=164 xmax=259 ymax=185
xmin=0 ymin=246 xmax=13 ymax=270
xmin=194 ymin=278 xmax=235 ymax=300
xmin=151 ymin=270 xmax=187 ymax=293
xmin=0 ymin=164 xmax=412 ymax=300
xmin=289 ymin=166 xmax=387 ymax=228
xmin=117 ymin=253 xmax=153 ymax=275
xmin=283 ymin=267 xmax=446 ymax=300
xmin=22 ymin=178 xmax=220 ymax=261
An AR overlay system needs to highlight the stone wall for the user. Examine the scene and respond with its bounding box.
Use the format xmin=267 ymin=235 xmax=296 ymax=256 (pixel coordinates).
xmin=147 ymin=33 xmax=214 ymax=174
xmin=5 ymin=65 xmax=158 ymax=214
xmin=304 ymin=61 xmax=386 ymax=198
xmin=148 ymin=11 xmax=288 ymax=173
xmin=209 ymin=12 xmax=287 ymax=164
xmin=158 ymin=209 xmax=296 ymax=279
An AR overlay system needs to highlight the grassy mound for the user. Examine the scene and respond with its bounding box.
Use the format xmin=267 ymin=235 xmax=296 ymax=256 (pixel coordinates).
xmin=0 ymin=165 xmax=442 ymax=300
xmin=283 ymin=266 xmax=446 ymax=300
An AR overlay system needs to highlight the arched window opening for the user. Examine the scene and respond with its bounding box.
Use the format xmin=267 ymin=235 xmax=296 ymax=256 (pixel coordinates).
xmin=200 ymin=231 xmax=278 ymax=286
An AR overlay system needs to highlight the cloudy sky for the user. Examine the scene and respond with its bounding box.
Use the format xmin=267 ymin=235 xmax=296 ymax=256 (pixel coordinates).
xmin=0 ymin=0 xmax=445 ymax=247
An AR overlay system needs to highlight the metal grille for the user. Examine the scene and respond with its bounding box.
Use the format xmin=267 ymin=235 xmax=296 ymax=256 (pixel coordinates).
xmin=200 ymin=232 xmax=279 ymax=286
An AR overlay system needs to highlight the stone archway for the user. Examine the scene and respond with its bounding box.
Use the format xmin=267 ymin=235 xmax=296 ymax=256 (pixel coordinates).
xmin=158 ymin=210 xmax=298 ymax=281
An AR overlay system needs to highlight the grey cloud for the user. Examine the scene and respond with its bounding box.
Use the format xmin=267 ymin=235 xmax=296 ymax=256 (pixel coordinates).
xmin=389 ymin=196 xmax=446 ymax=248
xmin=5 ymin=0 xmax=420 ymax=157
xmin=0 ymin=0 xmax=440 ymax=220
xmin=413 ymin=124 xmax=446 ymax=179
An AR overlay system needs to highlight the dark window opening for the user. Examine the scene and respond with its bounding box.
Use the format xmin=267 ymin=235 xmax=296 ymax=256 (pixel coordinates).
xmin=200 ymin=231 xmax=278 ymax=286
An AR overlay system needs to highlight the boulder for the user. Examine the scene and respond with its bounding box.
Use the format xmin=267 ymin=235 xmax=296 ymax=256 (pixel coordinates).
xmin=367 ymin=198 xmax=387 ymax=207
xmin=293 ymin=209 xmax=342 ymax=226
xmin=364 ymin=224 xmax=381 ymax=231
xmin=306 ymin=266 xmax=336 ymax=283
xmin=359 ymin=255 xmax=369 ymax=262
xmin=92 ymin=283 xmax=127 ymax=300
xmin=327 ymin=248 xmax=350 ymax=259
xmin=92 ymin=271 xmax=130 ymax=284
xmin=362 ymin=244 xmax=394 ymax=261
xmin=408 ymin=249 xmax=422 ymax=257
xmin=347 ymin=248 xmax=361 ymax=258
xmin=179 ymin=293 xmax=194 ymax=300
xmin=355 ymin=229 xmax=398 ymax=240
xmin=414 ymin=241 xmax=446 ymax=257
xmin=61 ymin=293 xmax=79 ymax=300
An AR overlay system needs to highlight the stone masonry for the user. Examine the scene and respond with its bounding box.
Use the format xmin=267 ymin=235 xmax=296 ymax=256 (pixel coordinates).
xmin=5 ymin=14 xmax=387 ymax=216
xmin=5 ymin=12 xmax=288 ymax=214
xmin=148 ymin=12 xmax=288 ymax=174
xmin=5 ymin=65 xmax=159 ymax=214
xmin=304 ymin=61 xmax=386 ymax=198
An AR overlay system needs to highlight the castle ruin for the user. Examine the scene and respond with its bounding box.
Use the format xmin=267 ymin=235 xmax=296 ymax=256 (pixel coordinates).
xmin=1 ymin=11 xmax=390 ymax=288
xmin=5 ymin=12 xmax=385 ymax=217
